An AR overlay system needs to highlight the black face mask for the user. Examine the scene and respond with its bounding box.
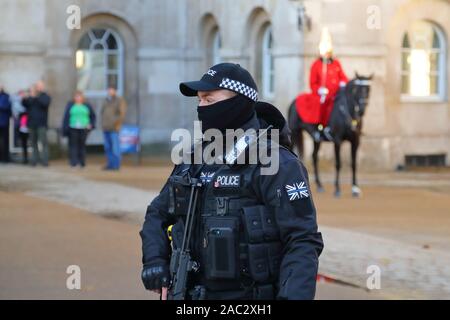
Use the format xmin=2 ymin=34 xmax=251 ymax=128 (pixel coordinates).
xmin=197 ymin=94 xmax=255 ymax=133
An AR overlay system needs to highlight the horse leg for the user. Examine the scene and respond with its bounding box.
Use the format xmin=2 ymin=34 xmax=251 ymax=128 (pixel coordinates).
xmin=312 ymin=141 xmax=324 ymax=192
xmin=334 ymin=141 xmax=342 ymax=198
xmin=351 ymin=138 xmax=361 ymax=197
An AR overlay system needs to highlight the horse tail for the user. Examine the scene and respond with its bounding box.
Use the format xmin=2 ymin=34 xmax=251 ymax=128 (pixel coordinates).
xmin=287 ymin=99 xmax=305 ymax=159
xmin=287 ymin=99 xmax=301 ymax=132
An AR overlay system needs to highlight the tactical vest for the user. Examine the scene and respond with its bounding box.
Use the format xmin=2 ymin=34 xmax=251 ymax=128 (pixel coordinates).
xmin=168 ymin=161 xmax=282 ymax=295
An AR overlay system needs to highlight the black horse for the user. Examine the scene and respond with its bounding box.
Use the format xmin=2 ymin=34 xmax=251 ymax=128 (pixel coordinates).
xmin=288 ymin=73 xmax=373 ymax=197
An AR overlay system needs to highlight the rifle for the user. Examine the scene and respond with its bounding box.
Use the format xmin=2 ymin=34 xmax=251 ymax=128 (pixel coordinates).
xmin=167 ymin=173 xmax=202 ymax=300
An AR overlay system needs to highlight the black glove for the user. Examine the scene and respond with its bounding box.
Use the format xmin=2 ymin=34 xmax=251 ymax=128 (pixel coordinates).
xmin=141 ymin=263 xmax=170 ymax=290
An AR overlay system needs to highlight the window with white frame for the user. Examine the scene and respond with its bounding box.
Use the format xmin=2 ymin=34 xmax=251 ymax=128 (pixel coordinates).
xmin=261 ymin=25 xmax=275 ymax=98
xmin=401 ymin=21 xmax=446 ymax=100
xmin=212 ymin=29 xmax=222 ymax=66
xmin=75 ymin=28 xmax=123 ymax=97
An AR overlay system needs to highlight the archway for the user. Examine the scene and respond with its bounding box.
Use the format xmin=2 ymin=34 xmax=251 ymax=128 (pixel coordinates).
xmin=70 ymin=13 xmax=138 ymax=144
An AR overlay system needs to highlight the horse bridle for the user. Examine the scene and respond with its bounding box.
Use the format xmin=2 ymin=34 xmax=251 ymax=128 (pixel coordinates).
xmin=342 ymin=79 xmax=371 ymax=131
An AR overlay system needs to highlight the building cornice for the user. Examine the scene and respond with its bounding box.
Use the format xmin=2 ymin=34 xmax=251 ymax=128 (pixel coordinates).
xmin=303 ymin=43 xmax=388 ymax=58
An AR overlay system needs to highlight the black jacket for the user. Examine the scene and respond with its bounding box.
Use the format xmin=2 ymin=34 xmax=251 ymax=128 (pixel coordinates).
xmin=22 ymin=92 xmax=51 ymax=128
xmin=0 ymin=91 xmax=11 ymax=128
xmin=140 ymin=102 xmax=324 ymax=300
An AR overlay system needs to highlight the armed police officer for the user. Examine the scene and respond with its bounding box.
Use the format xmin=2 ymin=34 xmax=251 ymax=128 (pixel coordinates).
xmin=140 ymin=63 xmax=323 ymax=300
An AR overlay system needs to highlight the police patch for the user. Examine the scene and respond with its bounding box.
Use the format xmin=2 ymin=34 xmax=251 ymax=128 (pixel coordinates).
xmin=214 ymin=175 xmax=241 ymax=188
xmin=285 ymin=182 xmax=309 ymax=201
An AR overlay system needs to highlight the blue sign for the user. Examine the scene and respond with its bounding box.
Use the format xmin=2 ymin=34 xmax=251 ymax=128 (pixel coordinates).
xmin=119 ymin=125 xmax=140 ymax=154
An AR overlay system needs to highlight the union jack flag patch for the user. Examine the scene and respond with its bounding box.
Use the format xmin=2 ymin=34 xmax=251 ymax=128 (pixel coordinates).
xmin=285 ymin=182 xmax=309 ymax=201
xmin=200 ymin=171 xmax=215 ymax=184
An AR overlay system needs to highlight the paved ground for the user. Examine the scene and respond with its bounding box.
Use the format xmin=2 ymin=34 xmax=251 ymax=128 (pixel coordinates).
xmin=1 ymin=160 xmax=450 ymax=299
xmin=0 ymin=189 xmax=378 ymax=300
xmin=0 ymin=191 xmax=155 ymax=299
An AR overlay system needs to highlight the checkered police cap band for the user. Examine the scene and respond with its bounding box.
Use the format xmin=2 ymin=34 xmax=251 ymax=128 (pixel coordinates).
xmin=219 ymin=78 xmax=259 ymax=102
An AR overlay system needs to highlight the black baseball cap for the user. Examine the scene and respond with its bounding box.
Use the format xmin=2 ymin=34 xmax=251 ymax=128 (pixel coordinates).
xmin=179 ymin=63 xmax=259 ymax=102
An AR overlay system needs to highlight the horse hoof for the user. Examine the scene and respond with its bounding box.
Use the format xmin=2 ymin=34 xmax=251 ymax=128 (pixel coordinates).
xmin=334 ymin=190 xmax=341 ymax=198
xmin=352 ymin=185 xmax=362 ymax=198
xmin=317 ymin=186 xmax=325 ymax=193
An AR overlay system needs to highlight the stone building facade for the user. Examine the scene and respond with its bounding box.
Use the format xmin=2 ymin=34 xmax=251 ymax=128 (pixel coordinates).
xmin=0 ymin=0 xmax=448 ymax=168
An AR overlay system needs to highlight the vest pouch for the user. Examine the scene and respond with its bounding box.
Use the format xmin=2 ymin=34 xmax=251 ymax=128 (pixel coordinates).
xmin=168 ymin=176 xmax=191 ymax=216
xmin=242 ymin=206 xmax=264 ymax=243
xmin=267 ymin=242 xmax=282 ymax=278
xmin=242 ymin=205 xmax=279 ymax=243
xmin=247 ymin=243 xmax=270 ymax=283
xmin=204 ymin=216 xmax=239 ymax=280
xmin=261 ymin=209 xmax=280 ymax=241
xmin=253 ymin=284 xmax=275 ymax=300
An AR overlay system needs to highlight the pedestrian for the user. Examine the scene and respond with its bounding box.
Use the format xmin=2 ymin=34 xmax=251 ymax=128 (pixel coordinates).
xmin=100 ymin=87 xmax=127 ymax=171
xmin=11 ymin=90 xmax=29 ymax=164
xmin=18 ymin=110 xmax=29 ymax=164
xmin=0 ymin=85 xmax=12 ymax=163
xmin=140 ymin=63 xmax=323 ymax=300
xmin=62 ymin=90 xmax=96 ymax=168
xmin=22 ymin=81 xmax=51 ymax=166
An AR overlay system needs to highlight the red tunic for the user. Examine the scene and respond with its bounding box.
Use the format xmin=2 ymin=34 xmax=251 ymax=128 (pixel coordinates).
xmin=296 ymin=58 xmax=348 ymax=126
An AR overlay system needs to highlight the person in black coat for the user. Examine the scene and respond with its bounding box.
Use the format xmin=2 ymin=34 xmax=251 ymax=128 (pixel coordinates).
xmin=0 ymin=85 xmax=12 ymax=163
xmin=140 ymin=63 xmax=323 ymax=300
xmin=22 ymin=81 xmax=51 ymax=166
xmin=62 ymin=91 xmax=96 ymax=168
